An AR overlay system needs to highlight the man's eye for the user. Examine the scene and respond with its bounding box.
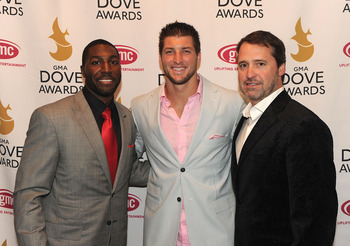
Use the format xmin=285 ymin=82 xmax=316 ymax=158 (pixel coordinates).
xmin=111 ymin=60 xmax=120 ymax=65
xmin=91 ymin=61 xmax=100 ymax=65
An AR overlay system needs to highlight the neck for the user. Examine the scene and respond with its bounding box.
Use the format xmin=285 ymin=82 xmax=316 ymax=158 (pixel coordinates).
xmin=164 ymin=75 xmax=199 ymax=118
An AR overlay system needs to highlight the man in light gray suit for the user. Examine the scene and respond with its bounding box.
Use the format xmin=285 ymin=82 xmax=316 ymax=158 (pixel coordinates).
xmin=131 ymin=22 xmax=243 ymax=246
xmin=14 ymin=39 xmax=149 ymax=246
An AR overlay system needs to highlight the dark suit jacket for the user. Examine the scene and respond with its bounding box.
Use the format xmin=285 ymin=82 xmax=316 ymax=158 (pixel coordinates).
xmin=231 ymin=90 xmax=338 ymax=246
xmin=14 ymin=90 xmax=149 ymax=246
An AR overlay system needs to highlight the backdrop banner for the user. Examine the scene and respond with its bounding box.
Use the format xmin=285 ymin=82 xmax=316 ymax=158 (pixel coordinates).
xmin=1 ymin=0 xmax=349 ymax=245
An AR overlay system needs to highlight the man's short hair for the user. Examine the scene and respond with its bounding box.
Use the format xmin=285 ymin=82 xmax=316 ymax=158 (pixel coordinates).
xmin=236 ymin=30 xmax=286 ymax=68
xmin=158 ymin=22 xmax=201 ymax=55
xmin=82 ymin=39 xmax=119 ymax=66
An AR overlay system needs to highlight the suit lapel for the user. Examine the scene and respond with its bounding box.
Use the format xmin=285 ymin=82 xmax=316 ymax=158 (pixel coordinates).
xmin=72 ymin=91 xmax=112 ymax=185
xmin=149 ymin=86 xmax=181 ymax=164
xmin=183 ymin=79 xmax=220 ymax=165
xmin=238 ymin=90 xmax=291 ymax=166
xmin=232 ymin=116 xmax=246 ymax=169
xmin=112 ymin=103 xmax=129 ymax=189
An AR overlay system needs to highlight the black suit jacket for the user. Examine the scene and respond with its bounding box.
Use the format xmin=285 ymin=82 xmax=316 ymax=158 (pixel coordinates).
xmin=231 ymin=90 xmax=338 ymax=246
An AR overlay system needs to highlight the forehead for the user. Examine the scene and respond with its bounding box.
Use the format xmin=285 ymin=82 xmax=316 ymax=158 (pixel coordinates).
xmin=238 ymin=42 xmax=274 ymax=61
xmin=87 ymin=44 xmax=118 ymax=57
xmin=163 ymin=36 xmax=195 ymax=49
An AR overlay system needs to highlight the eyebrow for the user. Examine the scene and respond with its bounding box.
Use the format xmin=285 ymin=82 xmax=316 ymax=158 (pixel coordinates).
xmin=89 ymin=55 xmax=119 ymax=60
xmin=238 ymin=59 xmax=267 ymax=64
xmin=164 ymin=46 xmax=194 ymax=50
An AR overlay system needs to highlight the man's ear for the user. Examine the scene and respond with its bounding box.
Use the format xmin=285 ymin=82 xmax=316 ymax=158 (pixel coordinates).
xmin=159 ymin=55 xmax=163 ymax=71
xmin=80 ymin=65 xmax=86 ymax=77
xmin=278 ymin=63 xmax=286 ymax=77
xmin=197 ymin=51 xmax=201 ymax=70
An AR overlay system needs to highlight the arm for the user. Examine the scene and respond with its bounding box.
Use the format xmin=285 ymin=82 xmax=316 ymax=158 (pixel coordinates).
xmin=14 ymin=109 xmax=59 ymax=246
xmin=286 ymin=118 xmax=338 ymax=246
xmin=129 ymin=113 xmax=150 ymax=187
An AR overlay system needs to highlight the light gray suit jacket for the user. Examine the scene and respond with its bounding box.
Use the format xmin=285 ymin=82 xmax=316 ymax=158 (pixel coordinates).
xmin=14 ymin=90 xmax=149 ymax=246
xmin=131 ymin=76 xmax=244 ymax=246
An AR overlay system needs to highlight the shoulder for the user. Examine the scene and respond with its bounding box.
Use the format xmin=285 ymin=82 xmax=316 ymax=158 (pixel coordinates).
xmin=202 ymin=76 xmax=243 ymax=104
xmin=280 ymin=98 xmax=331 ymax=136
xmin=35 ymin=93 xmax=77 ymax=116
xmin=115 ymin=101 xmax=131 ymax=116
xmin=131 ymin=86 xmax=161 ymax=108
xmin=284 ymin=99 xmax=323 ymax=121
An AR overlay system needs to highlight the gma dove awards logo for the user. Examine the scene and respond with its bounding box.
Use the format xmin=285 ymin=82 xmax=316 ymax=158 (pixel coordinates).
xmin=40 ymin=17 xmax=82 ymax=95
xmin=283 ymin=18 xmax=325 ymax=96
xmin=291 ymin=17 xmax=314 ymax=62
xmin=49 ymin=17 xmax=72 ymax=61
xmin=0 ymin=100 xmax=14 ymax=135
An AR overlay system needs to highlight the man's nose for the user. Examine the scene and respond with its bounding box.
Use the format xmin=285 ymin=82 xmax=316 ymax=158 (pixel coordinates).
xmin=101 ymin=61 xmax=111 ymax=72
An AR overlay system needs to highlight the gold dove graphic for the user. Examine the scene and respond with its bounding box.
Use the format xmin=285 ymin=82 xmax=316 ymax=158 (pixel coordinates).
xmin=291 ymin=17 xmax=314 ymax=62
xmin=0 ymin=100 xmax=14 ymax=135
xmin=1 ymin=239 xmax=7 ymax=246
xmin=49 ymin=17 xmax=72 ymax=61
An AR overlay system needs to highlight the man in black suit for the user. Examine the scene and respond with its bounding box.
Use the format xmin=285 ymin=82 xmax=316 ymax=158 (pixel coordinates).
xmin=232 ymin=30 xmax=338 ymax=246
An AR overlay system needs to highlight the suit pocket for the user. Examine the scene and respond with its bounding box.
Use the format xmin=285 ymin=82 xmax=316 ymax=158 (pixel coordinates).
xmin=213 ymin=193 xmax=235 ymax=213
xmin=145 ymin=181 xmax=161 ymax=212
xmin=46 ymin=221 xmax=82 ymax=241
xmin=55 ymin=203 xmax=82 ymax=223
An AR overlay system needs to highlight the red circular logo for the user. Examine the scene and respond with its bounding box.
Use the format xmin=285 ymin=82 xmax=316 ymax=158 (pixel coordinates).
xmin=0 ymin=39 xmax=20 ymax=59
xmin=115 ymin=45 xmax=139 ymax=65
xmin=128 ymin=194 xmax=141 ymax=212
xmin=341 ymin=200 xmax=350 ymax=216
xmin=343 ymin=42 xmax=350 ymax=58
xmin=0 ymin=189 xmax=13 ymax=209
xmin=218 ymin=44 xmax=237 ymax=64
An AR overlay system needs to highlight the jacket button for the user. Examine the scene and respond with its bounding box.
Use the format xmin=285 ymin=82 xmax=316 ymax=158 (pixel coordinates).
xmin=107 ymin=220 xmax=112 ymax=225
xmin=180 ymin=167 xmax=185 ymax=172
xmin=177 ymin=197 xmax=181 ymax=202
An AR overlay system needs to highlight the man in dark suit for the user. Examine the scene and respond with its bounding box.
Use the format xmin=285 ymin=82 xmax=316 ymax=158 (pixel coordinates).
xmin=232 ymin=30 xmax=338 ymax=246
xmin=14 ymin=39 xmax=149 ymax=246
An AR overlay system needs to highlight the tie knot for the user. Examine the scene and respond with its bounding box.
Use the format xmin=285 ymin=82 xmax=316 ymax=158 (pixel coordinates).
xmin=102 ymin=107 xmax=112 ymax=120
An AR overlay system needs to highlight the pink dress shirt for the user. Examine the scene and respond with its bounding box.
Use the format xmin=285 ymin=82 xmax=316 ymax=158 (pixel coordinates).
xmin=160 ymin=76 xmax=203 ymax=246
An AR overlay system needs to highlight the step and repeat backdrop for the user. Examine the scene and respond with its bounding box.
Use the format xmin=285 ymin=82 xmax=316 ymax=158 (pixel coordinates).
xmin=1 ymin=0 xmax=350 ymax=245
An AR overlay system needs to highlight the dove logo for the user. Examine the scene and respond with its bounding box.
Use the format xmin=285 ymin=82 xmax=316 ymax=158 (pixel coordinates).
xmin=291 ymin=17 xmax=314 ymax=62
xmin=0 ymin=189 xmax=13 ymax=209
xmin=128 ymin=194 xmax=141 ymax=212
xmin=115 ymin=45 xmax=138 ymax=65
xmin=49 ymin=17 xmax=73 ymax=61
xmin=0 ymin=100 xmax=14 ymax=135
xmin=0 ymin=39 xmax=20 ymax=59
xmin=218 ymin=44 xmax=237 ymax=64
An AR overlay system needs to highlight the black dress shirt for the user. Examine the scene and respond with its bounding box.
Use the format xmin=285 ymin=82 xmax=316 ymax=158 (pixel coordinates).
xmin=82 ymin=87 xmax=122 ymax=160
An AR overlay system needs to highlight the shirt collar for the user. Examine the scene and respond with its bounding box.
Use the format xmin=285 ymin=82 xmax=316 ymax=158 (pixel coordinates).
xmin=243 ymin=87 xmax=284 ymax=121
xmin=160 ymin=74 xmax=203 ymax=106
xmin=82 ymin=86 xmax=116 ymax=118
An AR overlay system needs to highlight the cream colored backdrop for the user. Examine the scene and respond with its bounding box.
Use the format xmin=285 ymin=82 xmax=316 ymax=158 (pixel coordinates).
xmin=1 ymin=0 xmax=350 ymax=245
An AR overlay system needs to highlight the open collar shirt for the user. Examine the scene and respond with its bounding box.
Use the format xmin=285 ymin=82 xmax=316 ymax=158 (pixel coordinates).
xmin=159 ymin=74 xmax=203 ymax=246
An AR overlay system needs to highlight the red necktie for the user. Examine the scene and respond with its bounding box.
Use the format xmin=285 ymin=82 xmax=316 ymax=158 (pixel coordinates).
xmin=101 ymin=107 xmax=118 ymax=186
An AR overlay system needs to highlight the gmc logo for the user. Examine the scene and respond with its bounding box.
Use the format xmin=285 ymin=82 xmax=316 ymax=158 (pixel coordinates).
xmin=115 ymin=45 xmax=138 ymax=65
xmin=0 ymin=39 xmax=20 ymax=59
xmin=218 ymin=44 xmax=237 ymax=64
xmin=128 ymin=194 xmax=141 ymax=212
xmin=0 ymin=189 xmax=13 ymax=209
xmin=343 ymin=42 xmax=350 ymax=58
xmin=341 ymin=200 xmax=350 ymax=216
